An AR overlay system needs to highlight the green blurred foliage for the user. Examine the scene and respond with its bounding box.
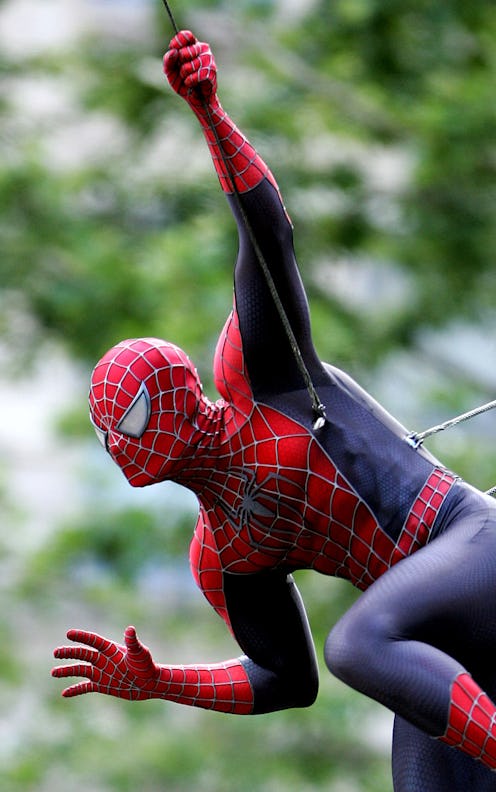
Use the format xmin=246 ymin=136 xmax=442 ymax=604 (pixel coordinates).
xmin=2 ymin=0 xmax=496 ymax=790
xmin=2 ymin=0 xmax=495 ymax=373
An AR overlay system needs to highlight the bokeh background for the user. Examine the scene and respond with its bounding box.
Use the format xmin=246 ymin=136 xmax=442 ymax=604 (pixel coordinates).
xmin=1 ymin=0 xmax=496 ymax=789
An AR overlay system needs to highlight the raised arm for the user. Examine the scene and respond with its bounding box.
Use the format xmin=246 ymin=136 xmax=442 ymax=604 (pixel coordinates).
xmin=164 ymin=31 xmax=325 ymax=398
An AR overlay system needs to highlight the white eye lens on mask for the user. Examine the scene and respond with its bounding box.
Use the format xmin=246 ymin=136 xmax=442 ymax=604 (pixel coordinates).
xmin=116 ymin=383 xmax=151 ymax=438
xmin=93 ymin=423 xmax=108 ymax=449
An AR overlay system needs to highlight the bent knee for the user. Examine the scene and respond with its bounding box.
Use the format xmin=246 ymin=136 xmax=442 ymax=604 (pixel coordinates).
xmin=324 ymin=616 xmax=361 ymax=685
xmin=324 ymin=610 xmax=398 ymax=689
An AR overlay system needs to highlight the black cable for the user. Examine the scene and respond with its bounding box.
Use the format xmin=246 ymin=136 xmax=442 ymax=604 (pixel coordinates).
xmin=161 ymin=0 xmax=179 ymax=35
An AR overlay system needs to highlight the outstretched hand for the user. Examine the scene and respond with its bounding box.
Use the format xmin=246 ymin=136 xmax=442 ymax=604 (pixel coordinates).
xmin=52 ymin=626 xmax=162 ymax=700
xmin=163 ymin=30 xmax=218 ymax=109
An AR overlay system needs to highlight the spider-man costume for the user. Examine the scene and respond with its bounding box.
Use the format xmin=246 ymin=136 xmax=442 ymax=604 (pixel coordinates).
xmin=52 ymin=31 xmax=496 ymax=791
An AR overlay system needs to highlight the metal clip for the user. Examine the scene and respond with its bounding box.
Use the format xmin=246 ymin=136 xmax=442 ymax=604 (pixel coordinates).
xmin=405 ymin=432 xmax=422 ymax=449
xmin=313 ymin=404 xmax=327 ymax=431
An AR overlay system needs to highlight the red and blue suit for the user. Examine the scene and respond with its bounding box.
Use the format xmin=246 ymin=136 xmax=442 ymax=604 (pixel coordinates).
xmin=53 ymin=31 xmax=496 ymax=791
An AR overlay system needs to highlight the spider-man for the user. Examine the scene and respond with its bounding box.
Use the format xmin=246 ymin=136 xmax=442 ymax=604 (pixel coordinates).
xmin=52 ymin=31 xmax=496 ymax=791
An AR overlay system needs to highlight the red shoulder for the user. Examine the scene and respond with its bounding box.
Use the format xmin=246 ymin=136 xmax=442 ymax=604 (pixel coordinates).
xmin=213 ymin=306 xmax=253 ymax=418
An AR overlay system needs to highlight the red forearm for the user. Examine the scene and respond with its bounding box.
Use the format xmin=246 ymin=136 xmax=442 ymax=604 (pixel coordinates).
xmin=192 ymin=98 xmax=278 ymax=195
xmin=155 ymin=657 xmax=254 ymax=714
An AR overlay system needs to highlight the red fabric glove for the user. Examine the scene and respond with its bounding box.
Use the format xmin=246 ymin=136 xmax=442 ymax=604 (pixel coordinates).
xmin=52 ymin=626 xmax=163 ymax=700
xmin=52 ymin=626 xmax=254 ymax=712
xmin=163 ymin=29 xmax=218 ymax=112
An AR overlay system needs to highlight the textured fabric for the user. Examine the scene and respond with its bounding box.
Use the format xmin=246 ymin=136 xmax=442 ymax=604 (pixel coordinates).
xmin=393 ymin=716 xmax=496 ymax=791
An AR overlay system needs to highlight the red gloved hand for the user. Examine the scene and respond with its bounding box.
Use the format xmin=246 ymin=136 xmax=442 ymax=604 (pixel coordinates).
xmin=52 ymin=626 xmax=162 ymax=700
xmin=163 ymin=29 xmax=218 ymax=110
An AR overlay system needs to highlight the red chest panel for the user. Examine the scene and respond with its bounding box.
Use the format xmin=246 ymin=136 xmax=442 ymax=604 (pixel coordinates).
xmin=192 ymin=400 xmax=454 ymax=591
xmin=191 ymin=308 xmax=455 ymax=597
xmin=193 ymin=418 xmax=454 ymax=598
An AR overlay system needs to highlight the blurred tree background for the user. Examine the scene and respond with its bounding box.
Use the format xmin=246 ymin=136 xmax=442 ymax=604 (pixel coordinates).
xmin=1 ymin=0 xmax=496 ymax=789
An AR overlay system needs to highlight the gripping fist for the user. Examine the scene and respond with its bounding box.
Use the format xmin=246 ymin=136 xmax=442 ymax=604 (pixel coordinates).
xmin=52 ymin=626 xmax=162 ymax=700
xmin=163 ymin=30 xmax=218 ymax=110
